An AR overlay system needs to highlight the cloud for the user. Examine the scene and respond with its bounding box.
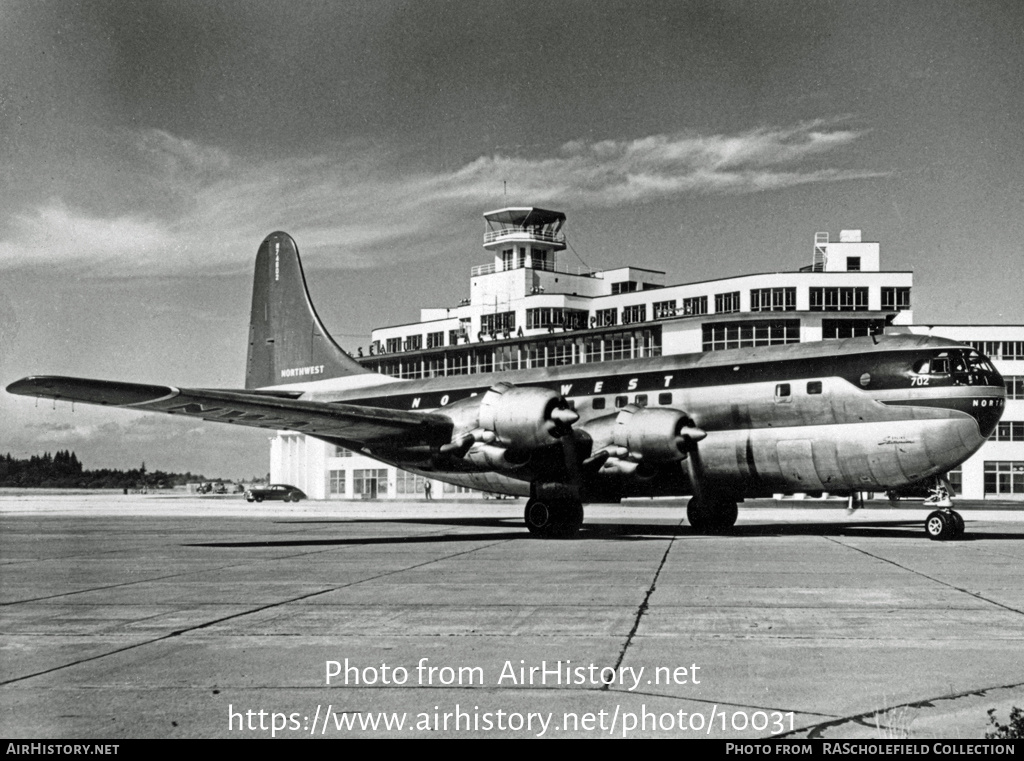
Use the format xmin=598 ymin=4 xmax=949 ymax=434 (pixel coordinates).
xmin=0 ymin=121 xmax=885 ymax=274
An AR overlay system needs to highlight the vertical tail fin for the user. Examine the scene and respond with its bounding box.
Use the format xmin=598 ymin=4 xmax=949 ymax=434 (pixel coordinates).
xmin=245 ymin=232 xmax=372 ymax=389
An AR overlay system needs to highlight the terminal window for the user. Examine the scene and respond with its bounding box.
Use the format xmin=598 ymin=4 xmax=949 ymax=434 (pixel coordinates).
xmin=680 ymin=296 xmax=708 ymax=316
xmin=395 ymin=470 xmax=426 ymax=495
xmin=1005 ymin=377 xmax=1024 ymax=399
xmin=750 ymin=287 xmax=796 ymax=312
xmin=990 ymin=422 xmax=1024 ymax=442
xmin=984 ymin=461 xmax=1024 ymax=496
xmin=480 ymin=311 xmax=515 ymax=335
xmin=622 ymin=304 xmax=647 ymax=324
xmin=809 ymin=287 xmax=868 ymax=311
xmin=822 ymin=319 xmax=885 ymax=339
xmin=881 ymin=287 xmax=911 ymax=311
xmin=653 ymin=300 xmax=677 ymax=319
xmin=328 ymin=470 xmax=346 ymax=496
xmin=714 ymin=291 xmax=741 ymax=314
xmin=702 ymin=320 xmax=800 ymax=352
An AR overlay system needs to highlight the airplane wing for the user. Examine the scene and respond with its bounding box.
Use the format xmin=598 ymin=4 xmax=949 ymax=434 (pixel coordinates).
xmin=6 ymin=376 xmax=453 ymax=447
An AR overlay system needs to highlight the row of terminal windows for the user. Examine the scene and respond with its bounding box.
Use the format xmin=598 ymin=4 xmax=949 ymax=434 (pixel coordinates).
xmin=882 ymin=287 xmax=911 ymax=311
xmin=750 ymin=288 xmax=796 ymax=312
xmin=970 ymin=341 xmax=1024 ymax=361
xmin=526 ymin=307 xmax=588 ymax=330
xmin=1005 ymin=377 xmax=1024 ymax=399
xmin=702 ymin=320 xmax=800 ymax=352
xmin=366 ymin=329 xmax=662 ymax=378
xmin=328 ymin=468 xmax=388 ymax=497
xmin=990 ymin=422 xmax=1024 ymax=442
xmin=375 ymin=287 xmax=912 ymax=352
xmin=809 ymin=287 xmax=869 ymax=311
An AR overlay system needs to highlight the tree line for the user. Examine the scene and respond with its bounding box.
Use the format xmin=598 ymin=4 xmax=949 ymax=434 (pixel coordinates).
xmin=0 ymin=451 xmax=207 ymax=489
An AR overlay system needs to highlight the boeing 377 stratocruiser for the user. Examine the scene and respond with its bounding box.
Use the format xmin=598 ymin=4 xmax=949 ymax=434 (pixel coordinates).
xmin=7 ymin=232 xmax=1006 ymax=540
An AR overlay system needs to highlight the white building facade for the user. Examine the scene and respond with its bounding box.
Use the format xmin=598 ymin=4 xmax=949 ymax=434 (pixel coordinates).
xmin=270 ymin=208 xmax=1023 ymax=501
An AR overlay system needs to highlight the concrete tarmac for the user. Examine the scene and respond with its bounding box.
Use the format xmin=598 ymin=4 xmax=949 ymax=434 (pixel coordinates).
xmin=2 ymin=494 xmax=1023 ymax=739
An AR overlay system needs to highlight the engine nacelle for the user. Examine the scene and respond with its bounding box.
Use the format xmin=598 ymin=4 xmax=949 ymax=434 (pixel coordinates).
xmin=464 ymin=442 xmax=531 ymax=470
xmin=583 ymin=405 xmax=705 ymax=463
xmin=477 ymin=382 xmax=577 ymax=451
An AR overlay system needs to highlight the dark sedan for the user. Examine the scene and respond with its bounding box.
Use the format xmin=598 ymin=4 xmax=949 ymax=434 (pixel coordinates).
xmin=244 ymin=484 xmax=306 ymax=503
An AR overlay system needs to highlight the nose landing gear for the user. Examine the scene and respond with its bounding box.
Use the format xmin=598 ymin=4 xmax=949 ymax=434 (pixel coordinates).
xmin=925 ymin=508 xmax=965 ymax=541
xmin=922 ymin=478 xmax=964 ymax=540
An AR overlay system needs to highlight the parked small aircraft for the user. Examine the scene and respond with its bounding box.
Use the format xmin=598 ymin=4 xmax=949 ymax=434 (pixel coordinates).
xmin=7 ymin=232 xmax=1006 ymax=539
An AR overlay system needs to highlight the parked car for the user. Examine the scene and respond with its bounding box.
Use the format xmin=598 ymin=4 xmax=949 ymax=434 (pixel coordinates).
xmin=245 ymin=484 xmax=306 ymax=503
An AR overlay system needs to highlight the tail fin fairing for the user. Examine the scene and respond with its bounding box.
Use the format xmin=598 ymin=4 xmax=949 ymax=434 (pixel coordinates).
xmin=245 ymin=232 xmax=371 ymax=389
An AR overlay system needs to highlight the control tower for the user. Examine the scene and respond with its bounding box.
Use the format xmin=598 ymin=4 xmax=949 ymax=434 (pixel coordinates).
xmin=481 ymin=207 xmax=567 ymax=272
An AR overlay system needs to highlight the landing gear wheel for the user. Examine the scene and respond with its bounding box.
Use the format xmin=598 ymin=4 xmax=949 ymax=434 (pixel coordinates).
xmin=687 ymin=497 xmax=738 ymax=533
xmin=950 ymin=510 xmax=965 ymax=539
xmin=925 ymin=510 xmax=955 ymax=541
xmin=524 ymin=497 xmax=583 ymax=538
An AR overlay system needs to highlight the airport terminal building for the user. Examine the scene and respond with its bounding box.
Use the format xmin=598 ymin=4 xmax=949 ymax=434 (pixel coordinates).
xmin=270 ymin=207 xmax=1023 ymax=501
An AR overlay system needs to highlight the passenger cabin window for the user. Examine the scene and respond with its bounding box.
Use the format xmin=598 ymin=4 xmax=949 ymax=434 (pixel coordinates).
xmin=592 ymin=397 xmax=606 ymax=410
xmin=634 ymin=394 xmax=648 ymax=407
xmin=659 ymin=392 xmax=673 ymax=405
xmin=807 ymin=381 xmax=822 ymax=395
xmin=614 ymin=395 xmax=628 ymax=408
xmin=775 ymin=383 xmax=791 ymax=400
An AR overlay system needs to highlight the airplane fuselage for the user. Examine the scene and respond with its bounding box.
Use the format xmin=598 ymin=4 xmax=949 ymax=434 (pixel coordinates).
xmin=287 ymin=334 xmax=1005 ymax=502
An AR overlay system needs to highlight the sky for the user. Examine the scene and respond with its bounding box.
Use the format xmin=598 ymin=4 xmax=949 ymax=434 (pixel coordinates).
xmin=1 ymin=0 xmax=1022 ymax=477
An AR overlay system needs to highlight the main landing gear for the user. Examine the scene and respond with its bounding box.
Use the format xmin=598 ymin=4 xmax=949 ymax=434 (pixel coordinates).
xmin=524 ymin=495 xmax=584 ymax=538
xmin=686 ymin=495 xmax=739 ymax=534
xmin=925 ymin=509 xmax=965 ymax=541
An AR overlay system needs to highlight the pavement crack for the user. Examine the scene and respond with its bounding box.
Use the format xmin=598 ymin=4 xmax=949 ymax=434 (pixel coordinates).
xmin=822 ymin=536 xmax=1024 ymax=617
xmin=602 ymin=517 xmax=684 ymax=692
xmin=0 ymin=537 xmax=514 ymax=687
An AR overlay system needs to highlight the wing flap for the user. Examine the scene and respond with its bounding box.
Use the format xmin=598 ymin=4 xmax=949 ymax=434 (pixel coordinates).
xmin=6 ymin=376 xmax=452 ymax=446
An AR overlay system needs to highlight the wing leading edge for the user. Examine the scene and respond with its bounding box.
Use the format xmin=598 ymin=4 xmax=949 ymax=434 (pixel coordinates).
xmin=6 ymin=376 xmax=453 ymax=447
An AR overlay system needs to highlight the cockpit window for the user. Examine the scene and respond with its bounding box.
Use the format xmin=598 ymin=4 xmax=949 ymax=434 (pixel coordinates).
xmin=912 ymin=348 xmax=1001 ymax=387
xmin=967 ymin=350 xmax=995 ymax=374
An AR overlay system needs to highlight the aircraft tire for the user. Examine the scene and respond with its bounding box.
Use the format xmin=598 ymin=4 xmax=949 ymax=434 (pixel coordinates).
xmin=687 ymin=496 xmax=738 ymax=534
xmin=950 ymin=510 xmax=965 ymax=539
xmin=524 ymin=498 xmax=583 ymax=538
xmin=925 ymin=510 xmax=955 ymax=541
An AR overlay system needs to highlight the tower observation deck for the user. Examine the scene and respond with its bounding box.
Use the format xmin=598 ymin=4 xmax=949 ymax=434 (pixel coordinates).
xmin=476 ymin=207 xmax=571 ymax=276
